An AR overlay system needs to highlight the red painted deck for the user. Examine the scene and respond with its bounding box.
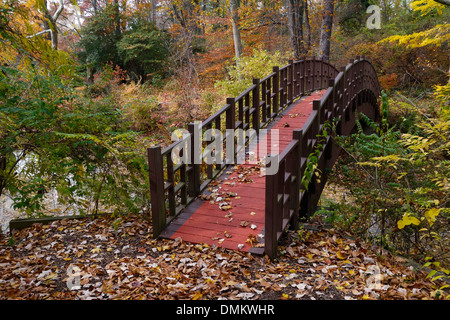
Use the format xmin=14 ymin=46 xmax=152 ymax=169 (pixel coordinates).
xmin=160 ymin=91 xmax=325 ymax=253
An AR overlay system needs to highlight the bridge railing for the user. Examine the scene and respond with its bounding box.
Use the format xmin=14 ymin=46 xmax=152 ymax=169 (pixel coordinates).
xmin=148 ymin=57 xmax=339 ymax=238
xmin=264 ymin=56 xmax=381 ymax=258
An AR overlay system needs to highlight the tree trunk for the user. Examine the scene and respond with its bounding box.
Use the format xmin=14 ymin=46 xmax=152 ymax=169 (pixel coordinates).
xmin=171 ymin=3 xmax=196 ymax=80
xmin=318 ymin=0 xmax=335 ymax=61
xmin=114 ymin=0 xmax=121 ymax=37
xmin=287 ymin=0 xmax=305 ymax=60
xmin=151 ymin=0 xmax=157 ymax=23
xmin=229 ymin=0 xmax=243 ymax=67
xmin=41 ymin=0 xmax=64 ymax=50
xmin=304 ymin=0 xmax=311 ymax=51
xmin=0 ymin=154 xmax=6 ymax=198
xmin=91 ymin=0 xmax=98 ymax=13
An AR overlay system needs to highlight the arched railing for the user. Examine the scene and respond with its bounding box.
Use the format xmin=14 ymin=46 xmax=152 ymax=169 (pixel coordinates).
xmin=264 ymin=57 xmax=381 ymax=258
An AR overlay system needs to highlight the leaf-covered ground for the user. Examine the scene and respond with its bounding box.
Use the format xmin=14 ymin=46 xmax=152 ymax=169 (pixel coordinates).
xmin=0 ymin=215 xmax=446 ymax=300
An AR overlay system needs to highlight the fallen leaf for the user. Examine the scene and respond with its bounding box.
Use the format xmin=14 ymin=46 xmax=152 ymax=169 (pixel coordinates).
xmin=336 ymin=251 xmax=346 ymax=260
xmin=240 ymin=221 xmax=250 ymax=227
xmin=192 ymin=292 xmax=203 ymax=300
xmin=90 ymin=247 xmax=102 ymax=254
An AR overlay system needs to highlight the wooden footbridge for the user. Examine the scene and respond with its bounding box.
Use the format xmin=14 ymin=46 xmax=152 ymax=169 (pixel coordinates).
xmin=148 ymin=56 xmax=381 ymax=258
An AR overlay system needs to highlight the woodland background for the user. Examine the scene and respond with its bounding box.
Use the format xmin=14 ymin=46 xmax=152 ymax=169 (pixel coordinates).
xmin=0 ymin=0 xmax=449 ymax=295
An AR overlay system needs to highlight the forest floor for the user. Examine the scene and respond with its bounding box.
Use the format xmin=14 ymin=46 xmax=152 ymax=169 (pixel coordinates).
xmin=1 ymin=210 xmax=447 ymax=301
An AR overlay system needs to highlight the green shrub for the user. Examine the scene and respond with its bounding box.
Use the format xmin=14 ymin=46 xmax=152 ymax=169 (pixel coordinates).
xmin=328 ymin=91 xmax=449 ymax=267
xmin=215 ymin=48 xmax=287 ymax=97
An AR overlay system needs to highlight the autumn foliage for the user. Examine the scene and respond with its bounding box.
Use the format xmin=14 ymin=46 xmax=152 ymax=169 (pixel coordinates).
xmin=0 ymin=0 xmax=449 ymax=300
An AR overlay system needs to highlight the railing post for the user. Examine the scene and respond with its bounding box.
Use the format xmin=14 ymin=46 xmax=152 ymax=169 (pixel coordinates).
xmin=265 ymin=154 xmax=279 ymax=259
xmin=288 ymin=59 xmax=294 ymax=104
xmin=273 ymin=66 xmax=279 ymax=115
xmin=340 ymin=66 xmax=347 ymax=117
xmin=319 ymin=57 xmax=324 ymax=89
xmin=300 ymin=57 xmax=306 ymax=94
xmin=148 ymin=146 xmax=166 ymax=238
xmin=252 ymin=78 xmax=260 ymax=134
xmin=281 ymin=68 xmax=287 ymax=109
xmin=188 ymin=123 xmax=201 ymax=197
xmin=291 ymin=129 xmax=302 ymax=228
xmin=328 ymin=78 xmax=335 ymax=119
xmin=226 ymin=97 xmax=236 ymax=130
xmin=311 ymin=56 xmax=316 ymax=91
xmin=225 ymin=98 xmax=236 ymax=164
xmin=313 ymin=100 xmax=321 ymax=127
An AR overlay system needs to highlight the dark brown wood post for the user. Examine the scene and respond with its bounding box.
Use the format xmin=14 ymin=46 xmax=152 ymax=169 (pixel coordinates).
xmin=273 ymin=66 xmax=280 ymax=115
xmin=281 ymin=68 xmax=287 ymax=109
xmin=311 ymin=56 xmax=316 ymax=91
xmin=328 ymin=78 xmax=335 ymax=118
xmin=226 ymin=98 xmax=236 ymax=130
xmin=340 ymin=66 xmax=347 ymax=118
xmin=226 ymin=98 xmax=236 ymax=164
xmin=148 ymin=146 xmax=166 ymax=238
xmin=300 ymin=58 xmax=306 ymax=94
xmin=252 ymin=78 xmax=260 ymax=134
xmin=313 ymin=100 xmax=321 ymax=127
xmin=261 ymin=80 xmax=267 ymax=124
xmin=265 ymin=153 xmax=279 ymax=259
xmin=291 ymin=129 xmax=302 ymax=228
xmin=288 ymin=59 xmax=294 ymax=104
xmin=188 ymin=123 xmax=200 ymax=197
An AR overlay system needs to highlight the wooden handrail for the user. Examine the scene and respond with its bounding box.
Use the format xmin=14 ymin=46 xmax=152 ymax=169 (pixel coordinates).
xmin=264 ymin=57 xmax=381 ymax=258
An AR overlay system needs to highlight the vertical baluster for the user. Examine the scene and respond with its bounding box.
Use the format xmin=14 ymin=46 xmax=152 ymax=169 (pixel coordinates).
xmin=205 ymin=123 xmax=213 ymax=180
xmin=265 ymin=154 xmax=279 ymax=259
xmin=329 ymin=79 xmax=336 ymax=120
xmin=281 ymin=68 xmax=287 ymax=109
xmin=266 ymin=75 xmax=272 ymax=118
xmin=276 ymin=160 xmax=285 ymax=235
xmin=226 ymin=98 xmax=236 ymax=164
xmin=291 ymin=129 xmax=302 ymax=227
xmin=252 ymin=78 xmax=260 ymax=134
xmin=215 ymin=116 xmax=222 ymax=173
xmin=238 ymin=99 xmax=244 ymax=129
xmin=261 ymin=79 xmax=267 ymax=125
xmin=245 ymin=92 xmax=250 ymax=129
xmin=300 ymin=58 xmax=305 ymax=95
xmin=312 ymin=56 xmax=316 ymax=91
xmin=273 ymin=66 xmax=279 ymax=115
xmin=148 ymin=146 xmax=166 ymax=238
xmin=288 ymin=59 xmax=294 ymax=104
xmin=293 ymin=62 xmax=299 ymax=98
xmin=188 ymin=123 xmax=200 ymax=197
xmin=226 ymin=98 xmax=236 ymax=130
xmin=166 ymin=154 xmax=176 ymax=217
